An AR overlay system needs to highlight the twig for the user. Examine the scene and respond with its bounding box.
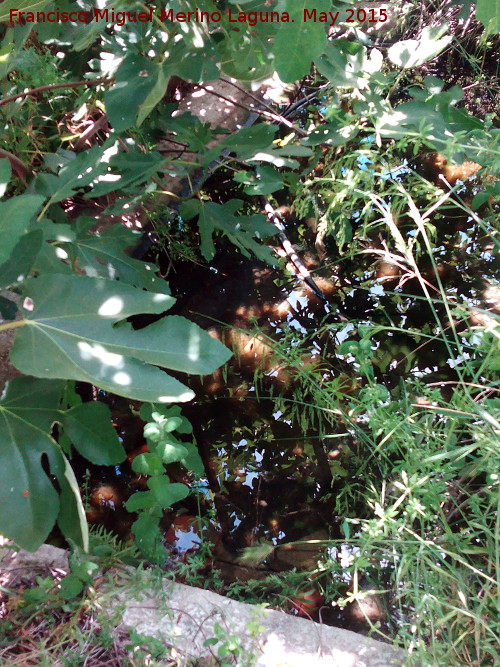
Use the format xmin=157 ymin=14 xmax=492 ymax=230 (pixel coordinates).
xmin=73 ymin=113 xmax=110 ymax=151
xmin=0 ymin=77 xmax=112 ymax=107
xmin=193 ymin=82 xmax=307 ymax=137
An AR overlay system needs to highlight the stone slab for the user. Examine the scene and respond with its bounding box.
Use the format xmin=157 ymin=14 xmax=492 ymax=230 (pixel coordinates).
xmin=117 ymin=577 xmax=404 ymax=667
xmin=0 ymin=544 xmax=405 ymax=666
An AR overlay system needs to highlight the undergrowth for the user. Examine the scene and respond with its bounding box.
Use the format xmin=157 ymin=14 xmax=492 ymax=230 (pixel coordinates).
xmin=247 ymin=170 xmax=500 ymax=665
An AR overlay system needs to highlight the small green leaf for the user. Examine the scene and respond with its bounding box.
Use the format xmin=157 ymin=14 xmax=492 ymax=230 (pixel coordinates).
xmin=125 ymin=491 xmax=157 ymax=512
xmin=147 ymin=478 xmax=189 ymax=508
xmin=70 ymin=559 xmax=99 ymax=582
xmin=59 ymin=574 xmax=84 ymax=600
xmin=181 ymin=442 xmax=204 ymax=478
xmin=144 ymin=423 xmax=162 ymax=442
xmin=132 ymin=453 xmax=165 ymax=476
xmin=472 ymin=191 xmax=492 ymax=210
xmin=204 ymin=637 xmax=219 ymax=647
xmin=131 ymin=512 xmax=167 ymax=563
xmin=338 ymin=341 xmax=360 ymax=356
xmin=141 ymin=404 xmax=193 ymax=435
xmin=163 ymin=416 xmax=184 ymax=432
xmin=155 ymin=441 xmax=189 ymax=464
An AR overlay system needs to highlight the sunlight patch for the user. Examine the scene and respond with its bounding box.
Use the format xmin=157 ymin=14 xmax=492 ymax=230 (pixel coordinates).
xmin=112 ymin=371 xmax=131 ymax=386
xmin=158 ymin=390 xmax=194 ymax=403
xmin=77 ymin=342 xmax=123 ymax=367
xmin=187 ymin=331 xmax=201 ymax=360
xmin=152 ymin=292 xmax=172 ymax=303
xmin=98 ymin=296 xmax=124 ymax=316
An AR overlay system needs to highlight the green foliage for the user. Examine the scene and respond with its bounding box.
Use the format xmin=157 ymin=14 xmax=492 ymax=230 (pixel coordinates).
xmin=203 ymin=621 xmax=247 ymax=666
xmin=264 ymin=174 xmax=499 ymax=663
xmin=125 ymin=405 xmax=203 ymax=563
xmin=387 ymin=24 xmax=452 ymax=69
xmin=180 ymin=199 xmax=278 ymax=265
xmin=476 ymin=0 xmax=500 ymax=33
xmin=10 ymin=274 xmax=230 ymax=402
xmin=0 ymin=3 xmax=499 ymax=663
xmin=0 ymin=377 xmax=86 ymax=550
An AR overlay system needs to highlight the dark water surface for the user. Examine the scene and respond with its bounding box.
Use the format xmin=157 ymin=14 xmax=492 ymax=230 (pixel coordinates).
xmin=75 ymin=170 xmax=499 ymax=634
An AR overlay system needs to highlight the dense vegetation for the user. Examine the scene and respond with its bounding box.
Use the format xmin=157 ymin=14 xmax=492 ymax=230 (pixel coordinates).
xmin=0 ymin=1 xmax=499 ymax=665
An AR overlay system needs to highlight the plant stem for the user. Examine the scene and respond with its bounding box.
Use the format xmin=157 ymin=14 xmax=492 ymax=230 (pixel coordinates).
xmin=0 ymin=319 xmax=26 ymax=332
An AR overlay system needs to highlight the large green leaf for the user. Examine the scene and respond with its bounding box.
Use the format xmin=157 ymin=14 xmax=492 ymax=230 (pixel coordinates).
xmin=234 ymin=166 xmax=284 ymax=195
xmin=218 ymin=31 xmax=274 ymax=81
xmin=388 ymin=25 xmax=452 ymax=69
xmin=220 ymin=124 xmax=277 ymax=161
xmin=60 ymin=224 xmax=169 ymax=293
xmin=60 ymin=402 xmax=125 ymax=465
xmin=35 ymin=145 xmax=107 ymax=204
xmin=274 ymin=0 xmax=329 ymax=82
xmin=105 ymin=55 xmax=160 ymax=132
xmin=181 ymin=199 xmax=278 ymax=265
xmin=0 ymin=158 xmax=11 ymax=197
xmin=172 ymin=41 xmax=220 ymax=81
xmin=375 ymin=101 xmax=448 ymax=145
xmin=0 ymin=377 xmax=65 ymax=550
xmin=89 ymin=151 xmax=165 ymax=198
xmin=57 ymin=456 xmax=89 ymax=551
xmin=0 ymin=229 xmax=43 ymax=290
xmin=475 ymin=0 xmax=500 ymax=33
xmin=137 ymin=62 xmax=169 ymax=127
xmin=10 ymin=275 xmax=232 ymax=402
xmin=0 ymin=194 xmax=44 ymax=265
xmin=317 ymin=41 xmax=383 ymax=89
xmin=0 ymin=0 xmax=50 ymax=22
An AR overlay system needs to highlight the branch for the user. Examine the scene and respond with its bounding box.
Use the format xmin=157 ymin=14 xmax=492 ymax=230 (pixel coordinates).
xmin=0 ymin=149 xmax=32 ymax=181
xmin=0 ymin=77 xmax=113 ymax=107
